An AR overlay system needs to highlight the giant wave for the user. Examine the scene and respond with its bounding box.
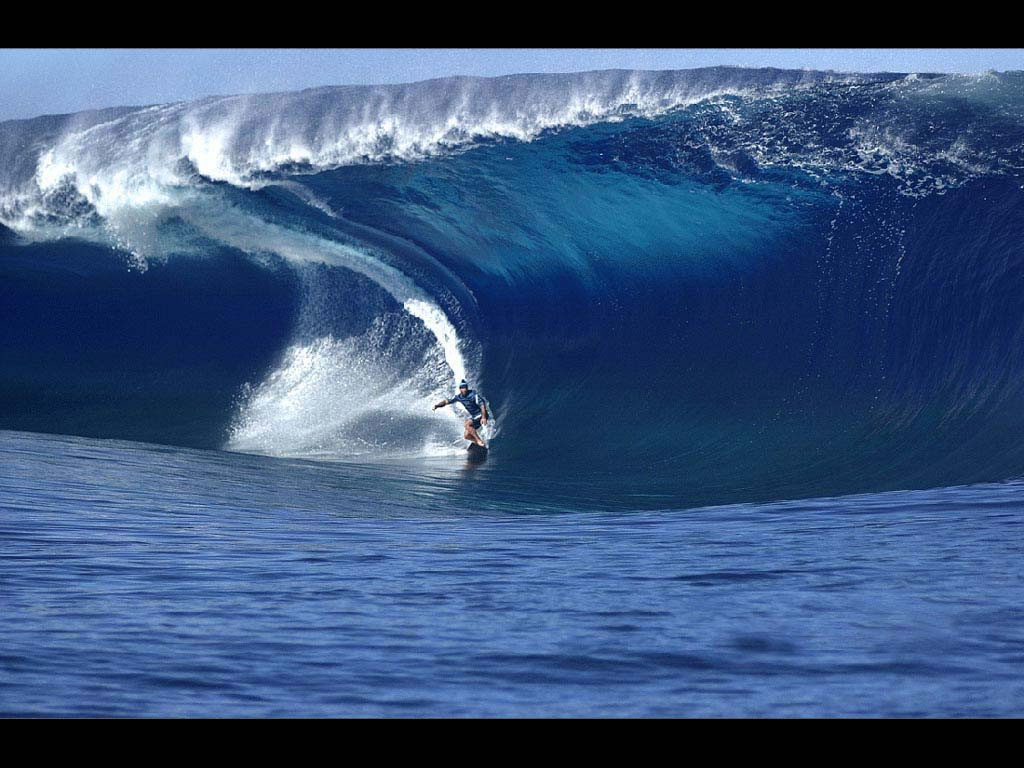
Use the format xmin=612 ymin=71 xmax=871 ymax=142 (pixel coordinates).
xmin=3 ymin=67 xmax=1024 ymax=506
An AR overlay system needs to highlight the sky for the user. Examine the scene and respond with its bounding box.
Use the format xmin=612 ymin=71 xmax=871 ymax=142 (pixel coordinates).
xmin=1 ymin=48 xmax=1022 ymax=122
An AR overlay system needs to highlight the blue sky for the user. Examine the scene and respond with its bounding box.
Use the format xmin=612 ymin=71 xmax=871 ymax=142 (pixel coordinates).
xmin=2 ymin=49 xmax=1022 ymax=122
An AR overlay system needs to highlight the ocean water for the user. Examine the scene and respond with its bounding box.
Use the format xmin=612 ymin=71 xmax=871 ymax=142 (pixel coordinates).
xmin=3 ymin=429 xmax=1023 ymax=717
xmin=3 ymin=68 xmax=1024 ymax=716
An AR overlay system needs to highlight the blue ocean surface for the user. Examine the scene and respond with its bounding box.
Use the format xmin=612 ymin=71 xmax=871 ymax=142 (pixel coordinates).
xmin=2 ymin=68 xmax=1024 ymax=716
xmin=3 ymin=429 xmax=1023 ymax=717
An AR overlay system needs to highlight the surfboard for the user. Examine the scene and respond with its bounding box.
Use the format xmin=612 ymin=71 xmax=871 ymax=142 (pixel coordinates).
xmin=466 ymin=443 xmax=488 ymax=461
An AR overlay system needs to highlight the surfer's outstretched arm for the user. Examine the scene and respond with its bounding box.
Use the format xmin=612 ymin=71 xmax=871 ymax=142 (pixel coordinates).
xmin=432 ymin=399 xmax=449 ymax=411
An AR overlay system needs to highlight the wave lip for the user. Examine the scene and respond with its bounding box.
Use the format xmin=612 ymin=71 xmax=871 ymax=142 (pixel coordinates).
xmin=0 ymin=67 xmax=898 ymax=232
xmin=3 ymin=66 xmax=1018 ymax=238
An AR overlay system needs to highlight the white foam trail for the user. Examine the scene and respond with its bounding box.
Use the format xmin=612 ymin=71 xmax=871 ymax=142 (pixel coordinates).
xmin=167 ymin=205 xmax=477 ymax=459
xmin=402 ymin=298 xmax=465 ymax=385
xmin=227 ymin=321 xmax=466 ymax=459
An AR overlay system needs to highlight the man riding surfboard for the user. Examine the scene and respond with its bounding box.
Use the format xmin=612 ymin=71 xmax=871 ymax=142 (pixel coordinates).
xmin=433 ymin=379 xmax=488 ymax=448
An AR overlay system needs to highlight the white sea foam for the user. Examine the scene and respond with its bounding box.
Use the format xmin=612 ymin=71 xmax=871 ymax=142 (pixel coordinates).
xmin=1 ymin=68 xmax=866 ymax=232
xmin=168 ymin=204 xmax=479 ymax=459
xmin=226 ymin=320 xmax=467 ymax=459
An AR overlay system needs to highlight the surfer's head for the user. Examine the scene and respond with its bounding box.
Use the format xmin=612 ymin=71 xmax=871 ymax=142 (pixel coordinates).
xmin=459 ymin=379 xmax=469 ymax=392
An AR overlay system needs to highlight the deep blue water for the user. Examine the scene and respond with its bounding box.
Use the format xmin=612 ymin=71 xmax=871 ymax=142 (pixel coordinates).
xmin=2 ymin=429 xmax=1023 ymax=717
xmin=3 ymin=68 xmax=1024 ymax=715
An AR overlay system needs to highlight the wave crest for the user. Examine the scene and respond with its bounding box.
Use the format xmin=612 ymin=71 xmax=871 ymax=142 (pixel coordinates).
xmin=1 ymin=68 xmax=899 ymax=232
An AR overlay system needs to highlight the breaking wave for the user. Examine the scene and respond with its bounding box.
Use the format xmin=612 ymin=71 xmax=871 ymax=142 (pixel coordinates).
xmin=3 ymin=67 xmax=1024 ymax=503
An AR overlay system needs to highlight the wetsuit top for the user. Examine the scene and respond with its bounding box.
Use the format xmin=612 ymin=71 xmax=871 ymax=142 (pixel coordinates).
xmin=449 ymin=389 xmax=484 ymax=419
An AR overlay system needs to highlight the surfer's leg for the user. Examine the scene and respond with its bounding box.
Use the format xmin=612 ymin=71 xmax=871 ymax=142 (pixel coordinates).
xmin=465 ymin=419 xmax=486 ymax=447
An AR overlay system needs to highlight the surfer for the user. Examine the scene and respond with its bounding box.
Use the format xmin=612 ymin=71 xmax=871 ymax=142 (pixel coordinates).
xmin=432 ymin=380 xmax=488 ymax=447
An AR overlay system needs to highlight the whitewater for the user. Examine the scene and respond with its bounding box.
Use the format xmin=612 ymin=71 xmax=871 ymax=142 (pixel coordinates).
xmin=2 ymin=67 xmax=1024 ymax=716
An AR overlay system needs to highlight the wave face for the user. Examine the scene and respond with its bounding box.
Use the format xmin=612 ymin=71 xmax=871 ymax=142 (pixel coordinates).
xmin=3 ymin=68 xmax=1024 ymax=504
